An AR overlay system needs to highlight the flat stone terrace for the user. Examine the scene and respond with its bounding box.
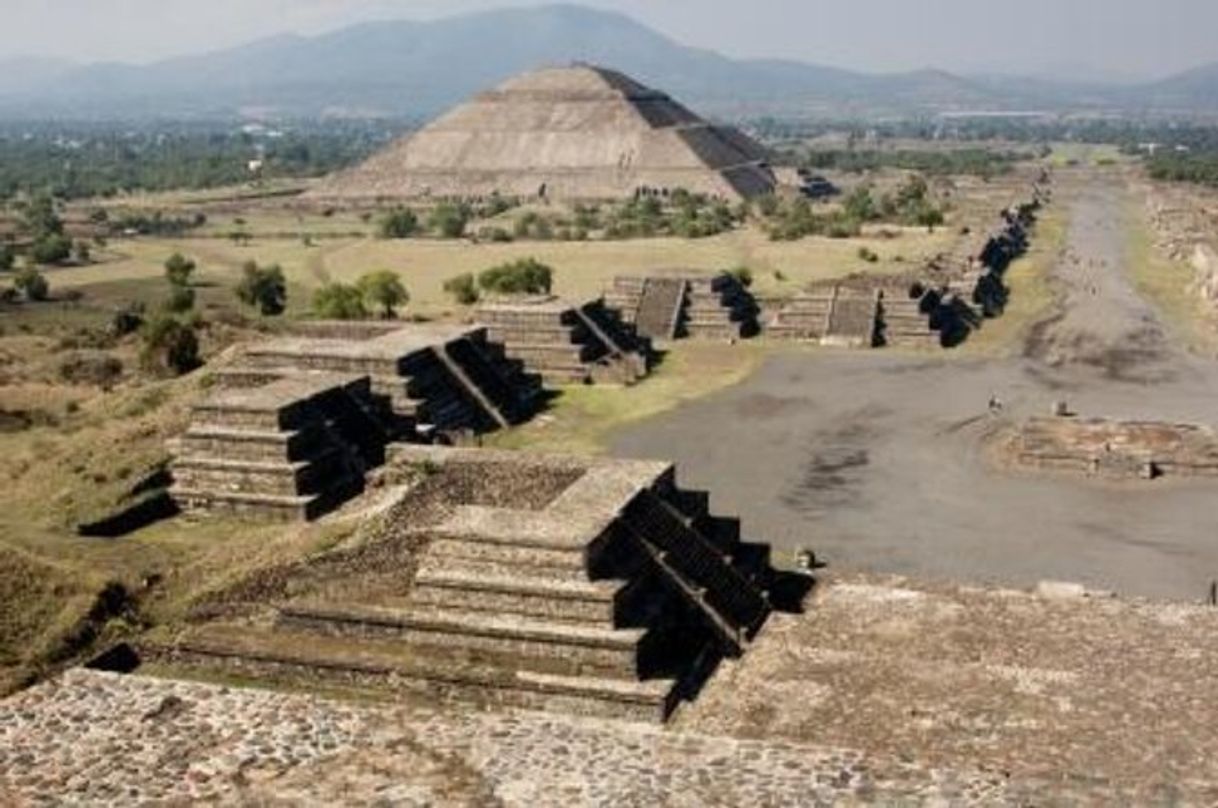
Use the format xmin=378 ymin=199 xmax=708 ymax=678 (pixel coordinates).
xmin=6 ymin=572 xmax=1217 ymax=803
xmin=1004 ymin=416 xmax=1218 ymax=478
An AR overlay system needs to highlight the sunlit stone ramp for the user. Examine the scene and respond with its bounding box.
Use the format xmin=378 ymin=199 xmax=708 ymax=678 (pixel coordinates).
xmin=155 ymin=446 xmax=783 ymax=723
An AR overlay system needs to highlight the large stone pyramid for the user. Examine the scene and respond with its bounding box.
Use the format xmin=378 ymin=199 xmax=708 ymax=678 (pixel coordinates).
xmin=311 ymin=64 xmax=776 ymax=201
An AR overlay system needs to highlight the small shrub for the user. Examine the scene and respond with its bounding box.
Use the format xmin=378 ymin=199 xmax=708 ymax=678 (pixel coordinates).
xmin=477 ymin=226 xmax=513 ymax=243
xmin=14 ymin=267 xmax=49 ymax=301
xmin=164 ymin=284 xmax=195 ymax=313
xmin=443 ymin=273 xmax=479 ymax=305
xmin=478 ymin=258 xmax=553 ymax=296
xmin=0 ymin=243 xmax=15 ymax=272
xmin=141 ymin=317 xmax=201 ymax=377
xmin=164 ymin=253 xmax=196 ymax=287
xmin=111 ymin=303 xmax=145 ymax=336
xmin=857 ymin=247 xmax=880 ymax=263
xmin=312 ymin=283 xmax=368 ymax=320
xmin=728 ymin=266 xmax=754 ymax=288
xmin=427 ymin=202 xmax=471 ymax=239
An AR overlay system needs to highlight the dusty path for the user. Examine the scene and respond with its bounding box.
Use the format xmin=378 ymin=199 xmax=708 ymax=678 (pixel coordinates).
xmin=614 ymin=171 xmax=1218 ymax=600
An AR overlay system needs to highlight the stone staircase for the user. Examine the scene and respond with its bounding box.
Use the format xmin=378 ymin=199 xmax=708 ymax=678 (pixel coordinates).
xmin=878 ymin=293 xmax=942 ymax=349
xmin=156 ymin=446 xmax=778 ymax=722
xmin=764 ymin=291 xmax=836 ymax=341
xmin=477 ymin=299 xmax=649 ymax=386
xmin=766 ymin=286 xmax=879 ymax=348
xmin=169 ymin=374 xmax=383 ymax=521
xmin=605 ymin=273 xmax=758 ymax=341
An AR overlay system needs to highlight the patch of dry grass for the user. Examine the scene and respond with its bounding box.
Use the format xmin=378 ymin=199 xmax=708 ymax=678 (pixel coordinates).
xmin=489 ymin=341 xmax=766 ymax=455
xmin=956 ymin=205 xmax=1068 ymax=357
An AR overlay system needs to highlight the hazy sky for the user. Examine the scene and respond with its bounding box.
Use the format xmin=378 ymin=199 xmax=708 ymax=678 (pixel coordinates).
xmin=4 ymin=0 xmax=1216 ymax=80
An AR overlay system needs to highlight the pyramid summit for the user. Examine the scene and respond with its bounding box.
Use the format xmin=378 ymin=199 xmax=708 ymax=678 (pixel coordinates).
xmin=312 ymin=64 xmax=777 ymax=201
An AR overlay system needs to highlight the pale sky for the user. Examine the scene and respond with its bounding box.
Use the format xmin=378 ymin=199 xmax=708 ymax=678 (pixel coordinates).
xmin=3 ymin=0 xmax=1216 ymax=80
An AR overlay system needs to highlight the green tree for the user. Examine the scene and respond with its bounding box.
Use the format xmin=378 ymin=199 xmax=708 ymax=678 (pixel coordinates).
xmin=357 ymin=270 xmax=409 ymax=319
xmin=443 ymin=273 xmax=479 ymax=305
xmin=164 ymin=253 xmax=196 ymax=287
xmin=14 ymin=266 xmax=49 ymax=301
xmin=235 ymin=261 xmax=287 ymax=316
xmin=72 ymin=240 xmax=91 ymax=264
xmin=379 ymin=207 xmax=419 ymax=239
xmin=312 ymin=283 xmax=368 ymax=320
xmin=0 ymin=243 xmax=13 ymax=272
xmin=478 ymin=258 xmax=553 ymax=296
xmin=29 ymin=234 xmax=72 ymax=265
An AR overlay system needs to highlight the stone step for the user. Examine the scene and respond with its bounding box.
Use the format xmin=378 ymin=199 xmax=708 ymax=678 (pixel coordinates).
xmin=484 ymin=325 xmax=586 ymax=346
xmin=159 ymin=626 xmax=678 ymax=723
xmin=276 ymin=603 xmax=649 ymax=678
xmin=170 ymin=452 xmax=350 ymax=498
xmin=178 ymin=426 xmax=319 ymax=462
xmin=170 ymin=487 xmax=323 ymax=521
xmin=241 ymin=350 xmax=402 ymax=379
xmin=412 ymin=568 xmax=629 ymax=625
xmin=426 ymin=537 xmax=589 ymax=574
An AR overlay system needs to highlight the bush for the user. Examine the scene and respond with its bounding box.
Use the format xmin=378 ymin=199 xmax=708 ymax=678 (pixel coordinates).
xmin=357 ymin=270 xmax=409 ymax=319
xmin=0 ymin=243 xmax=15 ymax=272
xmin=443 ymin=273 xmax=479 ymax=305
xmin=477 ymin=226 xmax=513 ymax=243
xmin=312 ymin=283 xmax=368 ymax=320
xmin=164 ymin=284 xmax=196 ymax=313
xmin=141 ymin=317 xmax=200 ymax=376
xmin=164 ymin=253 xmax=196 ymax=286
xmin=14 ymin=267 xmax=49 ymax=301
xmin=427 ymin=202 xmax=471 ymax=239
xmin=235 ymin=261 xmax=287 ymax=316
xmin=478 ymin=258 xmax=553 ymax=296
xmin=29 ymin=233 xmax=72 ymax=265
xmin=379 ymin=207 xmax=419 ymax=239
xmin=111 ymin=303 xmax=145 ymax=336
xmin=857 ymin=247 xmax=880 ymax=263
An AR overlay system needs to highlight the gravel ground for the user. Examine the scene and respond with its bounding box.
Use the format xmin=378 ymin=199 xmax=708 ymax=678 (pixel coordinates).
xmin=614 ymin=172 xmax=1218 ymax=600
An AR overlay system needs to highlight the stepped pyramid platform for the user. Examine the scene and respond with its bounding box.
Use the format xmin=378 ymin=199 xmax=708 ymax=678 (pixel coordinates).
xmin=310 ymin=64 xmax=776 ymax=202
xmin=605 ymin=272 xmax=758 ymax=341
xmin=220 ymin=322 xmax=541 ymax=438
xmin=765 ymin=286 xmax=880 ymax=348
xmin=476 ymin=298 xmax=649 ymax=386
xmin=877 ymin=290 xmax=943 ymax=349
xmin=152 ymin=446 xmax=786 ymax=723
xmin=169 ymin=373 xmax=386 ymax=521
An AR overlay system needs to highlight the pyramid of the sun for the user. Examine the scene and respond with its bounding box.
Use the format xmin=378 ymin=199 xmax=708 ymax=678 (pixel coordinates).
xmin=311 ymin=64 xmax=776 ymax=201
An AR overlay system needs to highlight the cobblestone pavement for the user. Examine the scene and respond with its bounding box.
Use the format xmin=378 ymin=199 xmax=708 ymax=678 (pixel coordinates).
xmin=5 ymin=669 xmax=1037 ymax=806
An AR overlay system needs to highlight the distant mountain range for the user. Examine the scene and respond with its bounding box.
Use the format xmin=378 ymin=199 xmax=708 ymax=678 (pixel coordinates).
xmin=1 ymin=4 xmax=1216 ymax=121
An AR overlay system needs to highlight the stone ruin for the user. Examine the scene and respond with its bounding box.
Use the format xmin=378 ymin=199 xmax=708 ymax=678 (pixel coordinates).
xmin=475 ymin=297 xmax=649 ymax=385
xmin=1004 ymin=416 xmax=1218 ymax=480
xmin=153 ymin=445 xmax=790 ymax=723
xmin=170 ymin=323 xmax=542 ymax=520
xmin=761 ymin=192 xmax=1043 ymax=350
xmin=603 ymin=272 xmax=759 ymax=341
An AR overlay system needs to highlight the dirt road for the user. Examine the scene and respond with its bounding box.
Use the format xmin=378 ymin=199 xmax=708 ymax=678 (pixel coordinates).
xmin=613 ymin=172 xmax=1218 ymax=600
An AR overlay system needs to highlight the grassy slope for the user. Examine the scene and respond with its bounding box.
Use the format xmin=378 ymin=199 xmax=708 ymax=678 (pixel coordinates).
xmin=955 ymin=205 xmax=1068 ymax=358
xmin=1125 ymin=198 xmax=1218 ymax=356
